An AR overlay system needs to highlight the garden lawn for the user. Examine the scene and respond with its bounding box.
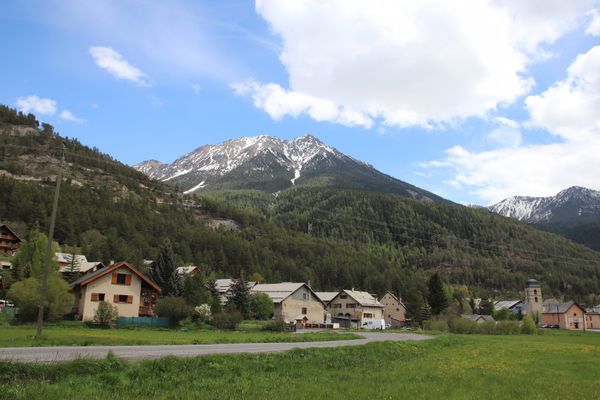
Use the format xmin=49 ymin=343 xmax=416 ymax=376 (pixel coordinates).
xmin=1 ymin=331 xmax=599 ymax=399
xmin=0 ymin=324 xmax=358 ymax=347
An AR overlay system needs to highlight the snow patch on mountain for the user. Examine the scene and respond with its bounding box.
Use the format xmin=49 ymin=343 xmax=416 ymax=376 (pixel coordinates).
xmin=488 ymin=186 xmax=600 ymax=223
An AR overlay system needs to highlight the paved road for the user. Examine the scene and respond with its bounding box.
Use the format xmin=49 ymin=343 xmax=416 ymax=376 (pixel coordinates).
xmin=0 ymin=332 xmax=431 ymax=363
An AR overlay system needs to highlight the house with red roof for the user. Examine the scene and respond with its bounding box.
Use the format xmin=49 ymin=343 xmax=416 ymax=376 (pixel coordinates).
xmin=70 ymin=261 xmax=160 ymax=320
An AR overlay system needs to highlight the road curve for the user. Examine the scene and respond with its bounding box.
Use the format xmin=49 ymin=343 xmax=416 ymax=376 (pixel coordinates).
xmin=0 ymin=332 xmax=432 ymax=363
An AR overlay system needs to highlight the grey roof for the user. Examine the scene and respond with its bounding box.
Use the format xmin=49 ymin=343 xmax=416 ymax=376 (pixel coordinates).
xmin=176 ymin=266 xmax=200 ymax=275
xmin=494 ymin=300 xmax=522 ymax=311
xmin=338 ymin=289 xmax=383 ymax=308
xmin=315 ymin=291 xmax=340 ymax=303
xmin=251 ymin=282 xmax=307 ymax=304
xmin=214 ymin=279 xmax=256 ymax=294
xmin=525 ymin=279 xmax=541 ymax=288
xmin=542 ymin=300 xmax=581 ymax=314
xmin=462 ymin=314 xmax=495 ymax=322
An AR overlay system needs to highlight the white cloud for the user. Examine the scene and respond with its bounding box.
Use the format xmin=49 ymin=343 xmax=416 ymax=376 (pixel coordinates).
xmin=526 ymin=45 xmax=600 ymax=142
xmin=15 ymin=95 xmax=57 ymax=115
xmin=486 ymin=127 xmax=522 ymax=148
xmin=191 ymin=83 xmax=201 ymax=93
xmin=421 ymin=45 xmax=600 ymax=204
xmin=59 ymin=110 xmax=86 ymax=123
xmin=587 ymin=9 xmax=600 ymax=35
xmin=89 ymin=46 xmax=150 ymax=86
xmin=232 ymin=79 xmax=372 ymax=127
xmin=235 ymin=0 xmax=593 ymax=128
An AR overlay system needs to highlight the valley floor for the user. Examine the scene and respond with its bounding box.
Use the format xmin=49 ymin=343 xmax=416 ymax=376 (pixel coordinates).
xmin=0 ymin=323 xmax=357 ymax=348
xmin=1 ymin=331 xmax=599 ymax=399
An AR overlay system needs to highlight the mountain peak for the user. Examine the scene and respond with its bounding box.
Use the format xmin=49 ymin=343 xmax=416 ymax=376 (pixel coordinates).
xmin=134 ymin=134 xmax=444 ymax=201
xmin=489 ymin=186 xmax=600 ymax=224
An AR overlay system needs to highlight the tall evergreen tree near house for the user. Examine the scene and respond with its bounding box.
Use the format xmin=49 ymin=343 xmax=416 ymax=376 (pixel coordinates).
xmin=227 ymin=272 xmax=251 ymax=318
xmin=428 ymin=272 xmax=448 ymax=315
xmin=149 ymin=239 xmax=182 ymax=296
xmin=478 ymin=298 xmax=494 ymax=315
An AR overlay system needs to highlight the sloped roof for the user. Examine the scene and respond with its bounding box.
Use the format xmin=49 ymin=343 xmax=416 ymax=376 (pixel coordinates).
xmin=176 ymin=266 xmax=200 ymax=275
xmin=251 ymin=282 xmax=324 ymax=306
xmin=0 ymin=224 xmax=22 ymax=242
xmin=542 ymin=301 xmax=584 ymax=314
xmin=56 ymin=252 xmax=88 ymax=264
xmin=334 ymin=289 xmax=383 ymax=308
xmin=214 ymin=279 xmax=256 ymax=294
xmin=251 ymin=282 xmax=306 ymax=303
xmin=462 ymin=314 xmax=495 ymax=322
xmin=315 ymin=291 xmax=339 ymax=303
xmin=70 ymin=261 xmax=160 ymax=292
xmin=494 ymin=300 xmax=522 ymax=311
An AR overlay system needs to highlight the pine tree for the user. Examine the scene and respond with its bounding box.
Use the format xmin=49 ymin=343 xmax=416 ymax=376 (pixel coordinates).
xmin=149 ymin=240 xmax=181 ymax=296
xmin=427 ymin=272 xmax=448 ymax=315
xmin=227 ymin=272 xmax=250 ymax=318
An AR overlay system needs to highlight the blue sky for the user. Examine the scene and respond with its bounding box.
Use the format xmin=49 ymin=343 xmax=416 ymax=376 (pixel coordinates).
xmin=2 ymin=1 xmax=600 ymax=205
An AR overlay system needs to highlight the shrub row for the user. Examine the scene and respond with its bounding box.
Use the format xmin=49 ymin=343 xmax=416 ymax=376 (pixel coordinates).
xmin=424 ymin=316 xmax=538 ymax=335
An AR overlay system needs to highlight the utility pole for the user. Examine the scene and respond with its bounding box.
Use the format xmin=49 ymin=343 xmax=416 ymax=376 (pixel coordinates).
xmin=36 ymin=143 xmax=65 ymax=338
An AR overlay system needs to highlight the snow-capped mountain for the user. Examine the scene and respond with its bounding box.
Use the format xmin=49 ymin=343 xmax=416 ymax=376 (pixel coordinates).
xmin=134 ymin=134 xmax=444 ymax=201
xmin=488 ymin=186 xmax=600 ymax=224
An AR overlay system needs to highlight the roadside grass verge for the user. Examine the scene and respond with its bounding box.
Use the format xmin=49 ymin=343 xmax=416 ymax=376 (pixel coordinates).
xmin=0 ymin=324 xmax=359 ymax=347
xmin=1 ymin=331 xmax=599 ymax=399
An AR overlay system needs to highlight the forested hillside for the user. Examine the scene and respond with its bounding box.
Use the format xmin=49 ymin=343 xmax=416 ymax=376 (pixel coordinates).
xmin=1 ymin=105 xmax=600 ymax=305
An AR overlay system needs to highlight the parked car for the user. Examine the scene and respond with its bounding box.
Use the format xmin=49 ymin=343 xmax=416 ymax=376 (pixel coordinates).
xmin=361 ymin=319 xmax=386 ymax=330
xmin=0 ymin=299 xmax=14 ymax=312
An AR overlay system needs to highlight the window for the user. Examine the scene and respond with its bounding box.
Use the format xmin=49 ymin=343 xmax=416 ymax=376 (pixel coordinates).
xmin=301 ymin=307 xmax=307 ymax=314
xmin=112 ymin=273 xmax=132 ymax=285
xmin=573 ymin=312 xmax=577 ymax=316
xmin=91 ymin=293 xmax=105 ymax=302
xmin=113 ymin=294 xmax=133 ymax=304
xmin=302 ymin=292 xmax=307 ymax=300
xmin=534 ymin=289 xmax=537 ymax=295
xmin=346 ymin=303 xmax=356 ymax=308
xmin=332 ymin=304 xmax=342 ymax=309
xmin=534 ymin=297 xmax=538 ymax=303
xmin=340 ymin=294 xmax=348 ymax=299
xmin=363 ymin=313 xmax=373 ymax=318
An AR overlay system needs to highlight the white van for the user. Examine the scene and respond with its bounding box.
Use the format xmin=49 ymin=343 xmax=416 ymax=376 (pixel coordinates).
xmin=361 ymin=319 xmax=386 ymax=330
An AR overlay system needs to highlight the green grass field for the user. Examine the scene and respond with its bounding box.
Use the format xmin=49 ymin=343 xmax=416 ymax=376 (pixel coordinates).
xmin=0 ymin=323 xmax=359 ymax=347
xmin=1 ymin=331 xmax=599 ymax=399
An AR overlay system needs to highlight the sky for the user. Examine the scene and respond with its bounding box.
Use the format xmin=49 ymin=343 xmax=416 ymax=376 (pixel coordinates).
xmin=1 ymin=0 xmax=600 ymax=206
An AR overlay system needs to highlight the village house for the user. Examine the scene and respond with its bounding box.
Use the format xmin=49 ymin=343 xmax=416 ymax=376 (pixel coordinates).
xmin=314 ymin=291 xmax=339 ymax=306
xmin=328 ymin=289 xmax=384 ymax=329
xmin=585 ymin=308 xmax=600 ymax=330
xmin=251 ymin=282 xmax=325 ymax=325
xmin=176 ymin=265 xmax=202 ymax=276
xmin=542 ymin=300 xmax=586 ymax=330
xmin=0 ymin=224 xmax=22 ymax=256
xmin=70 ymin=261 xmax=161 ymax=320
xmin=55 ymin=252 xmax=104 ymax=277
xmin=462 ymin=314 xmax=495 ymax=323
xmin=381 ymin=292 xmax=407 ymax=328
xmin=214 ymin=278 xmax=257 ymax=305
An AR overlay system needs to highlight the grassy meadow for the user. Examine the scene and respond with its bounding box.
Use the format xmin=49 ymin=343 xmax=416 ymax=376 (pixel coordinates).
xmin=1 ymin=330 xmax=599 ymax=399
xmin=0 ymin=322 xmax=359 ymax=347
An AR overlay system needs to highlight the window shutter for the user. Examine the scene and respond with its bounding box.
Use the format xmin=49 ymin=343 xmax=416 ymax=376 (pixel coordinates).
xmin=112 ymin=273 xmax=118 ymax=284
xmin=113 ymin=294 xmax=119 ymax=303
xmin=125 ymin=274 xmax=132 ymax=286
xmin=127 ymin=295 xmax=133 ymax=304
xmin=91 ymin=293 xmax=99 ymax=302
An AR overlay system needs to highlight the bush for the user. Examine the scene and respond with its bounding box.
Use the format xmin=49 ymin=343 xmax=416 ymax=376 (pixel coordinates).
xmin=249 ymin=293 xmax=274 ymax=320
xmin=449 ymin=318 xmax=478 ymax=334
xmin=263 ymin=317 xmax=287 ymax=332
xmin=211 ymin=311 xmax=243 ymax=330
xmin=92 ymin=301 xmax=118 ymax=327
xmin=430 ymin=319 xmax=449 ymax=332
xmin=8 ymin=276 xmax=73 ymax=321
xmin=194 ymin=304 xmax=212 ymax=323
xmin=496 ymin=320 xmax=521 ymax=335
xmin=155 ymin=297 xmax=192 ymax=325
xmin=476 ymin=320 xmax=497 ymax=334
xmin=520 ymin=316 xmax=537 ymax=335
